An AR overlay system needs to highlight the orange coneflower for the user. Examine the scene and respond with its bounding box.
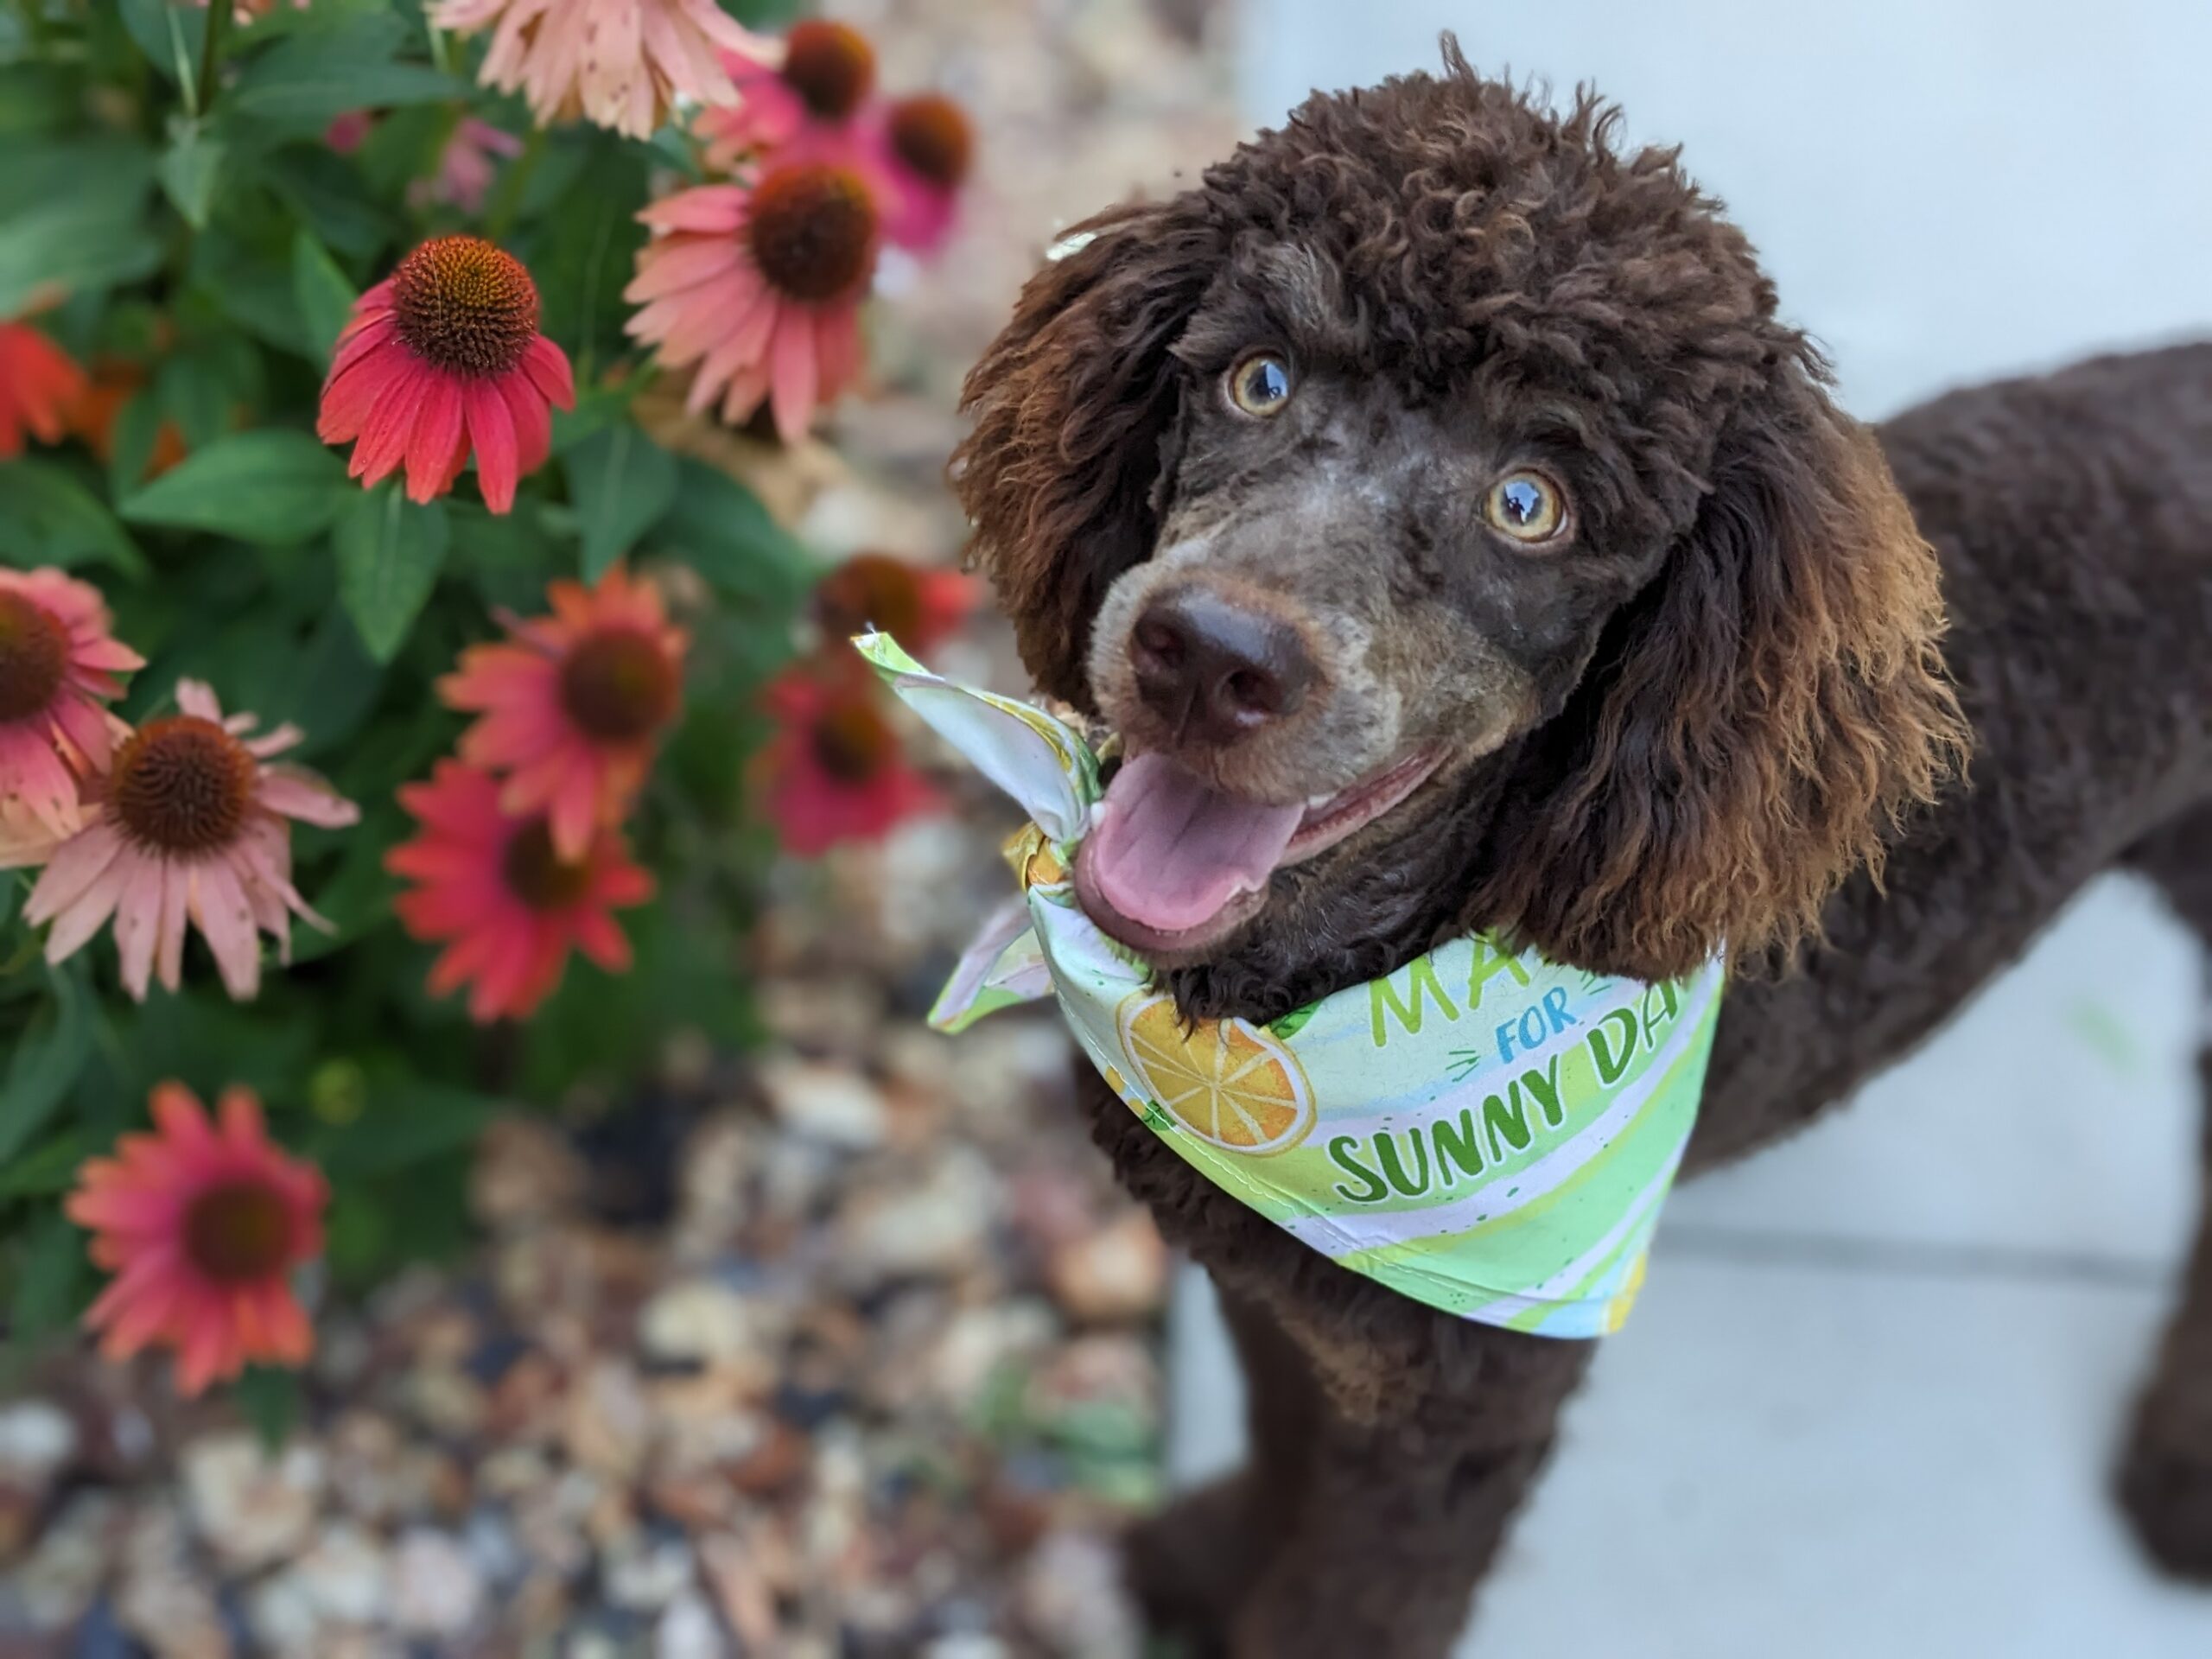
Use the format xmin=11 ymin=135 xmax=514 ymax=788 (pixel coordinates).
xmin=754 ymin=665 xmax=938 ymax=855
xmin=430 ymin=0 xmax=768 ymax=140
xmin=388 ymin=760 xmax=652 ymax=1022
xmin=315 ymin=236 xmax=575 ymax=512
xmin=438 ymin=565 xmax=687 ymax=860
xmin=67 ymin=1083 xmax=327 ymax=1397
xmin=871 ymin=93 xmax=974 ymax=256
xmin=697 ymin=21 xmax=876 ymax=169
xmin=22 ymin=682 xmax=358 ymax=1001
xmin=625 ymin=159 xmax=880 ymax=442
xmin=811 ymin=551 xmax=976 ymax=658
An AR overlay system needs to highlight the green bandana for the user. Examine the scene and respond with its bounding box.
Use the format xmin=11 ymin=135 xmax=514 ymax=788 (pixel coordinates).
xmin=859 ymin=632 xmax=1724 ymax=1338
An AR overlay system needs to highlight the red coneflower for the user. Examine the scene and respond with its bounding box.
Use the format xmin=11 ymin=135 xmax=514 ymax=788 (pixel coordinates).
xmin=811 ymin=551 xmax=976 ymax=658
xmin=22 ymin=682 xmax=359 ymax=1001
xmin=754 ymin=665 xmax=938 ymax=855
xmin=67 ymin=1083 xmax=327 ymax=1397
xmin=698 ymin=21 xmax=877 ymax=171
xmin=625 ymin=160 xmax=880 ymax=442
xmin=0 ymin=568 xmax=142 ymax=838
xmin=315 ymin=235 xmax=575 ymax=512
xmin=871 ymin=93 xmax=974 ymax=256
xmin=438 ymin=565 xmax=687 ymax=861
xmin=388 ymin=760 xmax=653 ymax=1022
xmin=430 ymin=0 xmax=768 ymax=140
xmin=0 ymin=321 xmax=88 ymax=461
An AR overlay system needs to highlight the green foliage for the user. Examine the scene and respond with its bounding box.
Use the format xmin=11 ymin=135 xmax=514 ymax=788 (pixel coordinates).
xmin=0 ymin=0 xmax=824 ymax=1381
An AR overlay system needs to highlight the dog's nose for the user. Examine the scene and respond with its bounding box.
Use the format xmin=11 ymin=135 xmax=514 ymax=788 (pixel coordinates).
xmin=1128 ymin=588 xmax=1315 ymax=746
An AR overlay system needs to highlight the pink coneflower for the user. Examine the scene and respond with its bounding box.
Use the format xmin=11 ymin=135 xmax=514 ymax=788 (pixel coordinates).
xmin=22 ymin=682 xmax=359 ymax=1001
xmin=315 ymin=235 xmax=575 ymax=512
xmin=429 ymin=0 xmax=768 ymax=141
xmin=324 ymin=110 xmax=374 ymax=154
xmin=438 ymin=565 xmax=687 ymax=861
xmin=697 ymin=21 xmax=875 ymax=170
xmin=754 ymin=666 xmax=938 ymax=855
xmin=388 ymin=760 xmax=652 ymax=1022
xmin=0 ymin=321 xmax=88 ymax=461
xmin=872 ymin=93 xmax=974 ymax=255
xmin=625 ymin=161 xmax=878 ymax=441
xmin=67 ymin=1083 xmax=327 ymax=1398
xmin=811 ymin=551 xmax=976 ymax=658
xmin=417 ymin=118 xmax=525 ymax=214
xmin=0 ymin=568 xmax=142 ymax=837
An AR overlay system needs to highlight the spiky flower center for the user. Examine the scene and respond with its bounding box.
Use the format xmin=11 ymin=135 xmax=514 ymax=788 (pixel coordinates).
xmin=502 ymin=819 xmax=594 ymax=911
xmin=111 ymin=715 xmax=256 ymax=854
xmin=390 ymin=236 xmax=539 ymax=378
xmin=184 ymin=1180 xmax=293 ymax=1283
xmin=810 ymin=696 xmax=895 ymax=784
xmin=559 ymin=626 xmax=679 ymax=744
xmin=887 ymin=94 xmax=973 ymax=191
xmin=747 ymin=164 xmax=878 ymax=305
xmin=813 ymin=553 xmax=927 ymax=645
xmin=780 ymin=21 xmax=874 ymax=121
xmin=0 ymin=590 xmax=69 ymax=724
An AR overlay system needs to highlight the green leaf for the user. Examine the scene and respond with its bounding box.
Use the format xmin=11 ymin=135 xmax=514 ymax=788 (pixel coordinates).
xmin=524 ymin=131 xmax=647 ymax=362
xmin=656 ymin=459 xmax=814 ymax=604
xmin=335 ymin=485 xmax=449 ymax=663
xmin=549 ymin=385 xmax=632 ymax=454
xmin=157 ymin=117 xmax=226 ymax=231
xmin=566 ymin=423 xmax=678 ymax=582
xmin=0 ymin=459 xmax=149 ymax=576
xmin=259 ymin=147 xmax=394 ymax=261
xmin=288 ymin=605 xmax=387 ymax=761
xmin=292 ymin=229 xmax=358 ymax=365
xmin=234 ymin=1366 xmax=302 ymax=1452
xmin=0 ymin=963 xmax=92 ymax=1169
xmin=0 ymin=1130 xmax=89 ymax=1198
xmin=118 ymin=0 xmax=203 ymax=87
xmin=0 ymin=133 xmax=153 ymax=222
xmin=0 ymin=65 xmax=83 ymax=137
xmin=0 ymin=199 xmax=162 ymax=320
xmin=6 ymin=1212 xmax=86 ymax=1365
xmin=226 ymin=15 xmax=463 ymax=137
xmin=310 ymin=1083 xmax=504 ymax=1179
xmin=121 ymin=430 xmax=349 ymax=546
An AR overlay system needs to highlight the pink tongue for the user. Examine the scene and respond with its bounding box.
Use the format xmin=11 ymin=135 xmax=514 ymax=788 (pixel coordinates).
xmin=1084 ymin=753 xmax=1306 ymax=935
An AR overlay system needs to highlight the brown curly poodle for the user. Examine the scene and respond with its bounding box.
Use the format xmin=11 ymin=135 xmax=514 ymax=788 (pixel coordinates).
xmin=950 ymin=40 xmax=2212 ymax=1657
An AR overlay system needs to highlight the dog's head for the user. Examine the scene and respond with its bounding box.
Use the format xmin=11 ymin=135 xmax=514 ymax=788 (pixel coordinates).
xmin=953 ymin=44 xmax=1967 ymax=995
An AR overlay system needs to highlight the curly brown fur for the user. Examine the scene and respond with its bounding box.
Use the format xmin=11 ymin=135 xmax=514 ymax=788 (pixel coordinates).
xmin=954 ymin=40 xmax=2212 ymax=1658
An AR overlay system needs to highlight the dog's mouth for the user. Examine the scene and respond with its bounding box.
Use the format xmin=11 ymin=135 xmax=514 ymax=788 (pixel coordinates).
xmin=1073 ymin=747 xmax=1444 ymax=957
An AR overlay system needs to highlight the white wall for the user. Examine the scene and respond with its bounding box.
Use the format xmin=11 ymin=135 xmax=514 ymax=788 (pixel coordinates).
xmin=1241 ymin=0 xmax=2212 ymax=419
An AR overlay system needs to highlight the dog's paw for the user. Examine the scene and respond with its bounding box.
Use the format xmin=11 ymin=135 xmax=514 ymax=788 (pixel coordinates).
xmin=2118 ymin=1394 xmax=2212 ymax=1581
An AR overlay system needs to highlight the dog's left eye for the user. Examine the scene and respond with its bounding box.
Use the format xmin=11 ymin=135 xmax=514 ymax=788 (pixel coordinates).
xmin=1227 ymin=353 xmax=1294 ymax=417
xmin=1484 ymin=470 xmax=1567 ymax=543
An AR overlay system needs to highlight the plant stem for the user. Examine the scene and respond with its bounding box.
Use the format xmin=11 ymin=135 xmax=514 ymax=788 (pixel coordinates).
xmin=194 ymin=0 xmax=228 ymax=120
xmin=484 ymin=125 xmax=549 ymax=242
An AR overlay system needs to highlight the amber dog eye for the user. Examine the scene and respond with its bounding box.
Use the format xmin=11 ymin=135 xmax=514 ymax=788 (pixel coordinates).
xmin=1484 ymin=469 xmax=1567 ymax=543
xmin=1227 ymin=353 xmax=1294 ymax=416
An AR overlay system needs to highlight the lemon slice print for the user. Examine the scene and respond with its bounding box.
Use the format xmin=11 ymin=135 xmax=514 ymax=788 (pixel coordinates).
xmin=1116 ymin=993 xmax=1316 ymax=1156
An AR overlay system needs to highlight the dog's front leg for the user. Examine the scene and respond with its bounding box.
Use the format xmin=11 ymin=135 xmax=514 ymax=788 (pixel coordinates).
xmin=1220 ymin=1288 xmax=1592 ymax=1659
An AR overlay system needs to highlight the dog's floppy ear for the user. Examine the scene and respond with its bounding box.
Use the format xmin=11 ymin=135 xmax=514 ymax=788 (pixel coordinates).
xmin=1478 ymin=345 xmax=1971 ymax=982
xmin=951 ymin=198 xmax=1220 ymax=708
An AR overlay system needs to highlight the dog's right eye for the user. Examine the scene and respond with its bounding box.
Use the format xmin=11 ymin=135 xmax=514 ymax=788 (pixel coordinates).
xmin=1227 ymin=353 xmax=1294 ymax=417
